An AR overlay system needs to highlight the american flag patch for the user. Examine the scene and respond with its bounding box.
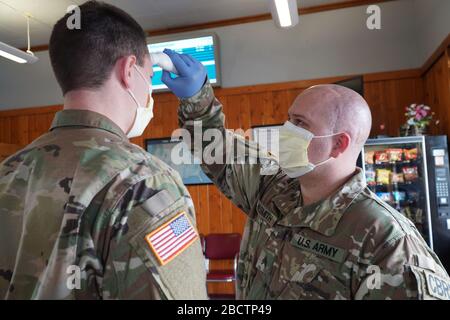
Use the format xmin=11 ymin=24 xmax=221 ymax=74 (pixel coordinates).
xmin=145 ymin=211 xmax=198 ymax=266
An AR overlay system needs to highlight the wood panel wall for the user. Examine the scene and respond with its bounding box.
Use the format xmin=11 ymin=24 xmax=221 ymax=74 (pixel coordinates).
xmin=0 ymin=66 xmax=448 ymax=295
xmin=0 ymin=143 xmax=23 ymax=162
xmin=423 ymin=49 xmax=450 ymax=137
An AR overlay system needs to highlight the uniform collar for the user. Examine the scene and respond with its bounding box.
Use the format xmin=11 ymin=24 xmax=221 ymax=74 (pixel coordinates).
xmin=277 ymin=168 xmax=367 ymax=236
xmin=50 ymin=109 xmax=128 ymax=140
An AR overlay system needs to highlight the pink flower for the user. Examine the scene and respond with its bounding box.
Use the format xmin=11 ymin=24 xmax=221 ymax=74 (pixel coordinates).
xmin=416 ymin=108 xmax=427 ymax=118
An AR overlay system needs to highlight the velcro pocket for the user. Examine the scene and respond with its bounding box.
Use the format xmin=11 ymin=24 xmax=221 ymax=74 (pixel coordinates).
xmin=276 ymin=254 xmax=323 ymax=300
xmin=278 ymin=253 xmax=350 ymax=300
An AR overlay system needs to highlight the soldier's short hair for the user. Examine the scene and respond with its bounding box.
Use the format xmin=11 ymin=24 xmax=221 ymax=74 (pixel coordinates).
xmin=49 ymin=0 xmax=148 ymax=95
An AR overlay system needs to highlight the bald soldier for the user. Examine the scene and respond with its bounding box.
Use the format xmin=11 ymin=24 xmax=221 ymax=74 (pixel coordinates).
xmin=0 ymin=2 xmax=206 ymax=299
xmin=161 ymin=49 xmax=450 ymax=300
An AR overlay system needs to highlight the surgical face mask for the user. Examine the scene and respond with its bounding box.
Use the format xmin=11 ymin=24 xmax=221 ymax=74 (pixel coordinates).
xmin=126 ymin=65 xmax=154 ymax=138
xmin=278 ymin=120 xmax=341 ymax=178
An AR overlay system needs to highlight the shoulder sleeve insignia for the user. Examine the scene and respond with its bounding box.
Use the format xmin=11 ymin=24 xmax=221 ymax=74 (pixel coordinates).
xmin=144 ymin=211 xmax=198 ymax=266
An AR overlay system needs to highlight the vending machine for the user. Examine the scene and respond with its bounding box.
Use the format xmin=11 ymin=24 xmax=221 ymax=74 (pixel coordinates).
xmin=359 ymin=135 xmax=450 ymax=272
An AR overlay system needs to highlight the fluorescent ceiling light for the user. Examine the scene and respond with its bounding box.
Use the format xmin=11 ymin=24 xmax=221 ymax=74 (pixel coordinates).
xmin=0 ymin=13 xmax=38 ymax=64
xmin=270 ymin=0 xmax=299 ymax=28
xmin=0 ymin=41 xmax=38 ymax=64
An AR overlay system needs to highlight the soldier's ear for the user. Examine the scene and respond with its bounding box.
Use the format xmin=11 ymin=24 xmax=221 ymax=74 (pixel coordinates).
xmin=117 ymin=55 xmax=137 ymax=89
xmin=331 ymin=132 xmax=350 ymax=157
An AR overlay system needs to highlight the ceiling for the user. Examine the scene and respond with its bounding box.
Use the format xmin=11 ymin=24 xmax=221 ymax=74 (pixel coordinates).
xmin=0 ymin=0 xmax=351 ymax=49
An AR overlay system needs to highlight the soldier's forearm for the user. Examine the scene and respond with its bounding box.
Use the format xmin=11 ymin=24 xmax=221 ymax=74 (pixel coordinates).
xmin=177 ymin=81 xmax=229 ymax=165
xmin=176 ymin=82 xmax=278 ymax=216
xmin=178 ymin=81 xmax=225 ymax=131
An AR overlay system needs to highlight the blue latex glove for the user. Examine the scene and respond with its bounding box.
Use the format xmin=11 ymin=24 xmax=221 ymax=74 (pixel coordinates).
xmin=161 ymin=48 xmax=207 ymax=98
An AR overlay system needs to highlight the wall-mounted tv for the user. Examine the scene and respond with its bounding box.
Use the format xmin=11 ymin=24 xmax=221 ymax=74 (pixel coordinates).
xmin=147 ymin=34 xmax=221 ymax=92
xmin=334 ymin=76 xmax=364 ymax=96
xmin=145 ymin=137 xmax=212 ymax=186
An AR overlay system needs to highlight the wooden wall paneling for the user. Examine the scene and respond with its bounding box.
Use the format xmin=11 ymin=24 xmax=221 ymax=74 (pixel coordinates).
xmin=364 ymin=81 xmax=386 ymax=136
xmin=208 ymin=186 xmax=224 ymax=234
xmin=261 ymin=91 xmax=277 ymax=125
xmin=198 ymin=185 xmax=211 ymax=235
xmin=10 ymin=116 xmax=29 ymax=146
xmin=28 ymin=114 xmax=39 ymax=143
xmin=271 ymin=90 xmax=290 ymax=124
xmin=363 ymin=76 xmax=425 ymax=137
xmin=237 ymin=94 xmax=251 ymax=132
xmin=28 ymin=113 xmax=53 ymax=142
xmin=248 ymin=92 xmax=267 ymax=127
xmin=223 ymin=95 xmax=243 ymax=130
xmin=160 ymin=98 xmax=179 ymax=137
xmin=46 ymin=113 xmax=56 ymax=129
xmin=0 ymin=117 xmax=12 ymax=144
xmin=0 ymin=142 xmax=23 ymax=161
xmin=423 ymin=53 xmax=450 ymax=137
xmin=287 ymin=88 xmax=304 ymax=107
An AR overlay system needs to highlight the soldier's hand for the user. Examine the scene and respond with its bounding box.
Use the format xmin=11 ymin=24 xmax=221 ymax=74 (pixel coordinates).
xmin=161 ymin=48 xmax=207 ymax=98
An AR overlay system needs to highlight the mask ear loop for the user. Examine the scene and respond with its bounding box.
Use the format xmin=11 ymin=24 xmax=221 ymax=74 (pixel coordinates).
xmin=310 ymin=132 xmax=343 ymax=166
xmin=133 ymin=65 xmax=153 ymax=109
xmin=314 ymin=157 xmax=334 ymax=167
xmin=313 ymin=132 xmax=342 ymax=139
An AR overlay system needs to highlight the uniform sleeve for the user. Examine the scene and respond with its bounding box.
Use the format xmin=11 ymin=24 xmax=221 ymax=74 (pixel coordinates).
xmin=178 ymin=82 xmax=278 ymax=215
xmin=101 ymin=171 xmax=207 ymax=300
xmin=354 ymin=233 xmax=450 ymax=300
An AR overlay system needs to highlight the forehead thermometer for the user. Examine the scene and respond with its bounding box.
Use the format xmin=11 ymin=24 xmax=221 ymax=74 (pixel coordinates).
xmin=150 ymin=52 xmax=179 ymax=75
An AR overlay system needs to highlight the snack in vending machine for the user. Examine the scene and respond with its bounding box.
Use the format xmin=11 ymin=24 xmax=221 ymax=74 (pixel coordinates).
xmin=415 ymin=208 xmax=423 ymax=224
xmin=365 ymin=151 xmax=375 ymax=164
xmin=375 ymin=150 xmax=389 ymax=164
xmin=376 ymin=192 xmax=393 ymax=202
xmin=366 ymin=170 xmax=376 ymax=186
xmin=393 ymin=191 xmax=406 ymax=202
xmin=391 ymin=172 xmax=405 ymax=184
xmin=404 ymin=148 xmax=418 ymax=161
xmin=386 ymin=148 xmax=403 ymax=162
xmin=376 ymin=169 xmax=391 ymax=185
xmin=403 ymin=166 xmax=419 ymax=182
xmin=407 ymin=191 xmax=420 ymax=203
xmin=401 ymin=206 xmax=413 ymax=221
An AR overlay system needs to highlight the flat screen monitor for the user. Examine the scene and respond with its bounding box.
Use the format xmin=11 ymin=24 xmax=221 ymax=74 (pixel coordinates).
xmin=147 ymin=34 xmax=220 ymax=92
xmin=145 ymin=137 xmax=212 ymax=186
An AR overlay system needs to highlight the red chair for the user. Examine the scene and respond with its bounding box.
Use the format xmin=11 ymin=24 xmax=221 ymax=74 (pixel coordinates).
xmin=204 ymin=233 xmax=241 ymax=283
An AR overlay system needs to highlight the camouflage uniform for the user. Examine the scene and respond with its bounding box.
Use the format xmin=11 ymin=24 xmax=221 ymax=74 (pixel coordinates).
xmin=0 ymin=109 xmax=207 ymax=300
xmin=178 ymin=82 xmax=450 ymax=300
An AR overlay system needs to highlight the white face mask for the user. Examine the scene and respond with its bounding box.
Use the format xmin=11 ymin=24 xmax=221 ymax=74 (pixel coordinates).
xmin=278 ymin=120 xmax=341 ymax=178
xmin=126 ymin=64 xmax=154 ymax=138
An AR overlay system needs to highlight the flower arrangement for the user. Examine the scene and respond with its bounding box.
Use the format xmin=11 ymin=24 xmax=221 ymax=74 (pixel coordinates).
xmin=400 ymin=104 xmax=439 ymax=136
xmin=404 ymin=104 xmax=435 ymax=129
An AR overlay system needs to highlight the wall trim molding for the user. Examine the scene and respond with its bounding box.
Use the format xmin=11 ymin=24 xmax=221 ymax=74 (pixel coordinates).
xmin=363 ymin=69 xmax=422 ymax=82
xmin=0 ymin=67 xmax=422 ymax=115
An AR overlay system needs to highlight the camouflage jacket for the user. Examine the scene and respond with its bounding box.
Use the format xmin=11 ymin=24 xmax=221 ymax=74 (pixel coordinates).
xmin=178 ymin=82 xmax=450 ymax=300
xmin=0 ymin=109 xmax=207 ymax=300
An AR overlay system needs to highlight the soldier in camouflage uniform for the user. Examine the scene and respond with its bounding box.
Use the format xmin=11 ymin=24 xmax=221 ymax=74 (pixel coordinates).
xmin=0 ymin=2 xmax=207 ymax=300
xmin=161 ymin=49 xmax=450 ymax=300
